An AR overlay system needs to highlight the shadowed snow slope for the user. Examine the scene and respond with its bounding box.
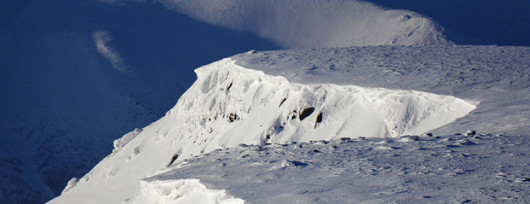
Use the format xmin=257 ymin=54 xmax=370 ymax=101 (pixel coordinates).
xmin=0 ymin=1 xmax=278 ymax=203
xmin=157 ymin=0 xmax=449 ymax=48
xmin=49 ymin=45 xmax=530 ymax=203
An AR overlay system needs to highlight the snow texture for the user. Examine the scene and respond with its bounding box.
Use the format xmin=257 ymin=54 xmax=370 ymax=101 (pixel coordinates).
xmin=50 ymin=45 xmax=530 ymax=204
xmin=146 ymin=133 xmax=530 ymax=203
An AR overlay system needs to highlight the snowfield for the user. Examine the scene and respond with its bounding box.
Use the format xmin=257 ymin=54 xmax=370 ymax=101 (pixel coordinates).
xmin=136 ymin=133 xmax=529 ymax=203
xmin=49 ymin=45 xmax=530 ymax=203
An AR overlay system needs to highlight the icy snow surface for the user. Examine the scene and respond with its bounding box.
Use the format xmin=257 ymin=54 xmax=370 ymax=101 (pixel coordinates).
xmin=50 ymin=45 xmax=530 ymax=204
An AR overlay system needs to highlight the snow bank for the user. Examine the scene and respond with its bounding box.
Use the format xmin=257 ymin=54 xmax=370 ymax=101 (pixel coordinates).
xmin=158 ymin=0 xmax=449 ymax=48
xmin=129 ymin=179 xmax=244 ymax=204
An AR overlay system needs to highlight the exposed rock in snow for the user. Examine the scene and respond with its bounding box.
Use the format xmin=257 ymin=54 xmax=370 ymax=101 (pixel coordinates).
xmin=234 ymin=45 xmax=530 ymax=135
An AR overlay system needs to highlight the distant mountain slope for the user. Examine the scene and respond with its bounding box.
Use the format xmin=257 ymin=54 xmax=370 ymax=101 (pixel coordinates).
xmin=158 ymin=0 xmax=449 ymax=48
xmin=50 ymin=45 xmax=530 ymax=203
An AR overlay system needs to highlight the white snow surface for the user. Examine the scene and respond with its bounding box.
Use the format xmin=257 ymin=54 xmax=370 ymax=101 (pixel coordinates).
xmin=50 ymin=45 xmax=530 ymax=203
xmin=158 ymin=0 xmax=449 ymax=48
xmin=130 ymin=179 xmax=244 ymax=204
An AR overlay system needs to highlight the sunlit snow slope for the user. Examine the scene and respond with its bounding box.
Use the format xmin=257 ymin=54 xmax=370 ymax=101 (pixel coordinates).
xmin=157 ymin=0 xmax=449 ymax=48
xmin=50 ymin=45 xmax=529 ymax=204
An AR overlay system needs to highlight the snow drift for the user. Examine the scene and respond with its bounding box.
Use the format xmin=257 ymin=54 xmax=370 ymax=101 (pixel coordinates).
xmin=50 ymin=56 xmax=477 ymax=204
xmin=130 ymin=179 xmax=244 ymax=204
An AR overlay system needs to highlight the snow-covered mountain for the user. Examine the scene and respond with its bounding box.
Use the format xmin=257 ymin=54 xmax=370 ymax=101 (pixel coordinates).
xmin=0 ymin=0 xmax=448 ymax=203
xmin=0 ymin=1 xmax=277 ymax=203
xmin=2 ymin=0 xmax=530 ymax=203
xmin=49 ymin=45 xmax=530 ymax=203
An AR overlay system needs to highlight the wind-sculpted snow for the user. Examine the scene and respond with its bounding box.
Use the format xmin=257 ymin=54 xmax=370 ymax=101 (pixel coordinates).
xmin=234 ymin=45 xmax=530 ymax=135
xmin=51 ymin=55 xmax=481 ymax=203
xmin=173 ymin=59 xmax=474 ymax=143
xmin=158 ymin=0 xmax=449 ymax=48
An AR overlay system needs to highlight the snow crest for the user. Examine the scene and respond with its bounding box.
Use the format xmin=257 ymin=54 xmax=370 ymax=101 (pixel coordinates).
xmin=170 ymin=58 xmax=475 ymax=147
